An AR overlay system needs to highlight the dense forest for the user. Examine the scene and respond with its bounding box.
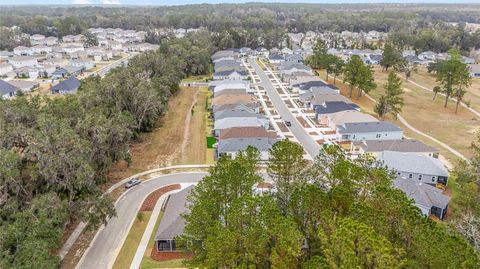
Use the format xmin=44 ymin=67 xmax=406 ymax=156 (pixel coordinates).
xmin=183 ymin=139 xmax=480 ymax=268
xmin=1 ymin=4 xmax=480 ymax=52
xmin=0 ymin=34 xmax=211 ymax=268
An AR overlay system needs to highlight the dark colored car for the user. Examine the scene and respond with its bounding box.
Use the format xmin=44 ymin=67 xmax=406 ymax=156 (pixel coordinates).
xmin=285 ymin=121 xmax=292 ymax=127
xmin=125 ymin=178 xmax=141 ymax=188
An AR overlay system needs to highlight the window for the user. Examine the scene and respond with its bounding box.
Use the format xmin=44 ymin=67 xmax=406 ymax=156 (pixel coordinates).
xmin=432 ymin=176 xmax=436 ymax=182
xmin=397 ymin=172 xmax=401 ymax=175
xmin=418 ymin=174 xmax=422 ymax=180
xmin=157 ymin=240 xmax=171 ymax=251
xmin=408 ymin=174 xmax=413 ymax=179
xmin=376 ymin=134 xmax=381 ymax=138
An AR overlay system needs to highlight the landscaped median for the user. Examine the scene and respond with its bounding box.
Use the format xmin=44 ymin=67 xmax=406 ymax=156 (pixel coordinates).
xmin=60 ymin=165 xmax=211 ymax=269
xmin=112 ymin=184 xmax=182 ymax=269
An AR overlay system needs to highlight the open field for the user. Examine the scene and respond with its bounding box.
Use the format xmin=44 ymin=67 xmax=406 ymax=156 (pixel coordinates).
xmin=407 ymin=67 xmax=480 ymax=112
xmin=317 ymin=69 xmax=478 ymax=162
xmin=175 ymin=86 xmax=214 ymax=165
xmin=112 ymin=211 xmax=152 ymax=269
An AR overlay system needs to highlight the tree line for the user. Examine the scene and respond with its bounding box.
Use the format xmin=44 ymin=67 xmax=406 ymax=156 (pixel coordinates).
xmin=0 ymin=34 xmax=211 ymax=268
xmin=1 ymin=4 xmax=479 ymax=52
xmin=182 ymin=140 xmax=480 ymax=268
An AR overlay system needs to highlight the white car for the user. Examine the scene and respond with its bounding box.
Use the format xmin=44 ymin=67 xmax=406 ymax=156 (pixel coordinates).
xmin=125 ymin=178 xmax=141 ymax=188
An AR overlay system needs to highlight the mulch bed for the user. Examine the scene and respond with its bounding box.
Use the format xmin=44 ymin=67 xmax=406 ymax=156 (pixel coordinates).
xmin=140 ymin=184 xmax=181 ymax=211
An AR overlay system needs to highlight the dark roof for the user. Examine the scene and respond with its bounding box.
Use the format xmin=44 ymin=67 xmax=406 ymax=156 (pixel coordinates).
xmin=52 ymin=68 xmax=68 ymax=76
xmin=51 ymin=76 xmax=81 ymax=93
xmin=370 ymin=54 xmax=383 ymax=62
xmin=337 ymin=121 xmax=402 ymax=134
xmin=155 ymin=186 xmax=193 ymax=241
xmin=394 ymin=177 xmax=449 ymax=210
xmin=315 ymin=101 xmax=360 ymax=115
xmin=268 ymin=53 xmax=284 ymax=60
xmin=359 ymin=139 xmax=438 ymax=153
xmin=214 ymin=70 xmax=248 ymax=77
xmin=0 ymin=80 xmax=18 ymax=96
xmin=293 ymin=80 xmax=334 ymax=91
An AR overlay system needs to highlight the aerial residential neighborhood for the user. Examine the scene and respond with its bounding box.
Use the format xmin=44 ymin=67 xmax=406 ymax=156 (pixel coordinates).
xmin=0 ymin=2 xmax=479 ymax=269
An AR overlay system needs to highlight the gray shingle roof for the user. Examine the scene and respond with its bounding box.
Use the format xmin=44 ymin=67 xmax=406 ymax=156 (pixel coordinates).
xmin=51 ymin=76 xmax=81 ymax=93
xmin=213 ymin=70 xmax=248 ymax=77
xmin=394 ymin=177 xmax=449 ymax=210
xmin=315 ymin=101 xmax=360 ymax=115
xmin=214 ymin=108 xmax=260 ymax=120
xmin=155 ymin=186 xmax=193 ymax=241
xmin=360 ymin=139 xmax=438 ymax=154
xmin=217 ymin=137 xmax=277 ymax=152
xmin=380 ymin=151 xmax=449 ymax=177
xmin=0 ymin=80 xmax=18 ymax=96
xmin=214 ymin=117 xmax=269 ymax=130
xmin=337 ymin=121 xmax=402 ymax=134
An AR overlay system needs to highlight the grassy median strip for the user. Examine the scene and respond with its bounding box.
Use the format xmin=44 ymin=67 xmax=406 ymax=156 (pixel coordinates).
xmin=112 ymin=211 xmax=153 ymax=269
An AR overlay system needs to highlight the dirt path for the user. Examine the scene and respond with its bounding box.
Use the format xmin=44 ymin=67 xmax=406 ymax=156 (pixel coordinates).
xmin=178 ymin=87 xmax=200 ymax=164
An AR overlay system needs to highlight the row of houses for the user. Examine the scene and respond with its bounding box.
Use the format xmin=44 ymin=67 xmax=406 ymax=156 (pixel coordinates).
xmin=151 ymin=50 xmax=277 ymax=261
xmin=259 ymin=50 xmax=451 ymax=220
xmin=211 ymin=50 xmax=279 ymax=161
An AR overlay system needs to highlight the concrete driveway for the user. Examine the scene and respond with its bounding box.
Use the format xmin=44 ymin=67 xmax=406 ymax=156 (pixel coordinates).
xmin=76 ymin=172 xmax=208 ymax=269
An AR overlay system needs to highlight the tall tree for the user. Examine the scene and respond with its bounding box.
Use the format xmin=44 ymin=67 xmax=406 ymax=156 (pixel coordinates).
xmin=343 ymin=55 xmax=364 ymax=97
xmin=356 ymin=64 xmax=377 ymax=98
xmin=395 ymin=58 xmax=417 ymax=81
xmin=436 ymin=49 xmax=471 ymax=108
xmin=380 ymin=43 xmax=401 ymax=71
xmin=268 ymin=139 xmax=307 ymax=213
xmin=374 ymin=72 xmax=404 ymax=119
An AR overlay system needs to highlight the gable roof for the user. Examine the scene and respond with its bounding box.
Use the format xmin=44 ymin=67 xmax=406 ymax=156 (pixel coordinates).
xmin=214 ymin=117 xmax=269 ymax=130
xmin=155 ymin=186 xmax=193 ymax=241
xmin=359 ymin=139 xmax=438 ymax=154
xmin=394 ymin=177 xmax=449 ymax=210
xmin=380 ymin=151 xmax=449 ymax=177
xmin=214 ymin=108 xmax=260 ymax=120
xmin=217 ymin=137 xmax=278 ymax=152
xmin=268 ymin=53 xmax=284 ymax=60
xmin=212 ymin=93 xmax=257 ymax=107
xmin=0 ymin=80 xmax=18 ymax=96
xmin=311 ymin=93 xmax=352 ymax=106
xmin=328 ymin=110 xmax=378 ymax=126
xmin=51 ymin=76 xmax=81 ymax=93
xmin=337 ymin=121 xmax=402 ymax=134
xmin=315 ymin=101 xmax=360 ymax=115
xmin=213 ymin=70 xmax=248 ymax=77
xmin=219 ymin=127 xmax=278 ymax=140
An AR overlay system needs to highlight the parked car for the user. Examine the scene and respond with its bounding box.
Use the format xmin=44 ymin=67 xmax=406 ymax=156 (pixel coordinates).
xmin=285 ymin=121 xmax=292 ymax=127
xmin=125 ymin=178 xmax=141 ymax=188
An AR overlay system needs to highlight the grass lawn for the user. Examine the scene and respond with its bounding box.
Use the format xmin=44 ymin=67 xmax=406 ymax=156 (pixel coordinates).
xmin=112 ymin=211 xmax=152 ymax=269
xmin=175 ymin=86 xmax=213 ymax=164
xmin=317 ymin=69 xmax=478 ymax=162
xmin=141 ymin=258 xmax=185 ymax=269
xmin=407 ymin=67 xmax=480 ymax=112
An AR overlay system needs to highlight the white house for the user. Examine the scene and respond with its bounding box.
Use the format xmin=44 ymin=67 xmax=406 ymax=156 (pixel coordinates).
xmin=31 ymin=45 xmax=52 ymax=55
xmin=62 ymin=45 xmax=85 ymax=54
xmin=0 ymin=63 xmax=13 ymax=76
xmin=213 ymin=70 xmax=248 ymax=81
xmin=70 ymin=59 xmax=94 ymax=70
xmin=336 ymin=121 xmax=403 ymax=142
xmin=8 ymin=56 xmax=38 ymax=68
xmin=13 ymin=46 xmax=33 ymax=56
xmin=43 ymin=37 xmax=59 ymax=46
xmin=380 ymin=151 xmax=449 ymax=186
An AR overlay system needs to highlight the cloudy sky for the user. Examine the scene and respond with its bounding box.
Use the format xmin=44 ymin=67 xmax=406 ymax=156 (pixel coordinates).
xmin=0 ymin=0 xmax=476 ymax=5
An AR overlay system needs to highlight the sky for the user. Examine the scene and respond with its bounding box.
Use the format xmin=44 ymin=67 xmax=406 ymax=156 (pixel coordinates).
xmin=0 ymin=0 xmax=480 ymax=6
xmin=0 ymin=0 xmax=478 ymax=5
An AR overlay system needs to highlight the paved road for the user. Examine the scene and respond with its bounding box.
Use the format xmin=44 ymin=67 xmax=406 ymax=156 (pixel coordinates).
xmin=249 ymin=58 xmax=321 ymax=158
xmin=76 ymin=172 xmax=207 ymax=269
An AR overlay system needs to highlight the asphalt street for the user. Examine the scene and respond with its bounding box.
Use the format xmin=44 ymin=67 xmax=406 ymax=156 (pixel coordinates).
xmin=249 ymin=58 xmax=321 ymax=158
xmin=76 ymin=172 xmax=208 ymax=269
